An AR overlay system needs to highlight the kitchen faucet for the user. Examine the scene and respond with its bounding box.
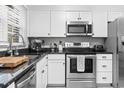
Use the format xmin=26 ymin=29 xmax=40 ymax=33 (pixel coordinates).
xmin=8 ymin=33 xmax=26 ymax=56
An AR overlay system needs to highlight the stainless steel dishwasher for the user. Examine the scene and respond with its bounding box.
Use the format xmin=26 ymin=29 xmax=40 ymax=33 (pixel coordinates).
xmin=15 ymin=65 xmax=36 ymax=88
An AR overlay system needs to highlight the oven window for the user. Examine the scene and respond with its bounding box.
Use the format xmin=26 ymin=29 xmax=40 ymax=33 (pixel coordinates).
xmin=70 ymin=58 xmax=93 ymax=73
xmin=68 ymin=25 xmax=86 ymax=33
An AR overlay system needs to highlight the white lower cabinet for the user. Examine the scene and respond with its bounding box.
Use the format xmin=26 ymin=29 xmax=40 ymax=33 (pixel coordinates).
xmin=36 ymin=56 xmax=48 ymax=88
xmin=41 ymin=64 xmax=48 ymax=88
xmin=48 ymin=62 xmax=65 ymax=85
xmin=97 ymin=60 xmax=112 ymax=72
xmin=97 ymin=72 xmax=112 ymax=83
xmin=96 ymin=54 xmax=113 ymax=86
xmin=48 ymin=54 xmax=65 ymax=86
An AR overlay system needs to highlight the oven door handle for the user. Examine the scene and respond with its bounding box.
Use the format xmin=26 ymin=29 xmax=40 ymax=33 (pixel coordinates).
xmin=16 ymin=72 xmax=36 ymax=88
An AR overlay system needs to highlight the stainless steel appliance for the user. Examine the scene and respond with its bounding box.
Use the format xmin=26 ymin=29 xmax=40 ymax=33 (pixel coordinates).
xmin=15 ymin=66 xmax=36 ymax=88
xmin=66 ymin=21 xmax=93 ymax=36
xmin=66 ymin=54 xmax=96 ymax=88
xmin=106 ymin=17 xmax=124 ymax=87
xmin=93 ymin=44 xmax=105 ymax=52
xmin=65 ymin=42 xmax=90 ymax=48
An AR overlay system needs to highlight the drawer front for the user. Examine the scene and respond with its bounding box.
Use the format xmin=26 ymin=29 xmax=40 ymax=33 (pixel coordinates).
xmin=48 ymin=54 xmax=65 ymax=60
xmin=96 ymin=72 xmax=112 ymax=83
xmin=97 ymin=60 xmax=112 ymax=71
xmin=96 ymin=54 xmax=112 ymax=60
xmin=67 ymin=79 xmax=96 ymax=88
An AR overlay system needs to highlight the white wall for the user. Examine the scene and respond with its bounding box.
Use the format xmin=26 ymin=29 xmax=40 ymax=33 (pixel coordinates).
xmin=27 ymin=5 xmax=124 ymax=12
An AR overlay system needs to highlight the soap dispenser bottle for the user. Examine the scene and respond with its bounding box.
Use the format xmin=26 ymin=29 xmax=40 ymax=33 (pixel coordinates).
xmin=58 ymin=41 xmax=63 ymax=52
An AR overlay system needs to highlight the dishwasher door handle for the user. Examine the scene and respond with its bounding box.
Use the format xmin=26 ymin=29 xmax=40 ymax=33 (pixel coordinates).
xmin=17 ymin=72 xmax=36 ymax=88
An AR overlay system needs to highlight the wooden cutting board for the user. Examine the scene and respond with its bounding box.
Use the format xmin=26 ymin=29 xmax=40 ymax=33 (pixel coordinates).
xmin=0 ymin=56 xmax=29 ymax=68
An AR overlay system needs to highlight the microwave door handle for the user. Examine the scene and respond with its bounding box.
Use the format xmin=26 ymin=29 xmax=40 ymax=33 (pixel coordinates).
xmin=86 ymin=24 xmax=88 ymax=35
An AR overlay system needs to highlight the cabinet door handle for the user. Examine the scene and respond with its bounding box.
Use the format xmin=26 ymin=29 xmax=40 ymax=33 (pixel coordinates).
xmin=48 ymin=33 xmax=50 ymax=35
xmin=102 ymin=56 xmax=107 ymax=59
xmin=42 ymin=70 xmax=45 ymax=73
xmin=102 ymin=65 xmax=107 ymax=68
xmin=77 ymin=17 xmax=81 ymax=20
xmin=102 ymin=77 xmax=107 ymax=79
xmin=63 ymin=63 xmax=65 ymax=65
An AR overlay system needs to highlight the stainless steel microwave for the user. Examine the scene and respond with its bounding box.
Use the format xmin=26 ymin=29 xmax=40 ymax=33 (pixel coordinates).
xmin=66 ymin=21 xmax=93 ymax=36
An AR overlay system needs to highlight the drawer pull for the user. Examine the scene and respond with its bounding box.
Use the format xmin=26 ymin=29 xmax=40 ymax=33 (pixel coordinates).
xmin=42 ymin=70 xmax=45 ymax=73
xmin=102 ymin=56 xmax=107 ymax=59
xmin=102 ymin=65 xmax=107 ymax=68
xmin=102 ymin=77 xmax=107 ymax=79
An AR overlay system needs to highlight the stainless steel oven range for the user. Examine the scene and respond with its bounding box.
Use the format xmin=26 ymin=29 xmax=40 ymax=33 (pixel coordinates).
xmin=66 ymin=54 xmax=96 ymax=88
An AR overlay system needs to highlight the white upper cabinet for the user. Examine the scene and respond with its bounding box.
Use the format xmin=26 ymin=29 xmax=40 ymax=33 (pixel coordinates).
xmin=93 ymin=12 xmax=108 ymax=37
xmin=66 ymin=12 xmax=92 ymax=23
xmin=28 ymin=11 xmax=50 ymax=37
xmin=79 ymin=12 xmax=92 ymax=23
xmin=48 ymin=54 xmax=65 ymax=85
xmin=51 ymin=11 xmax=66 ymax=37
xmin=66 ymin=12 xmax=79 ymax=21
xmin=108 ymin=12 xmax=124 ymax=22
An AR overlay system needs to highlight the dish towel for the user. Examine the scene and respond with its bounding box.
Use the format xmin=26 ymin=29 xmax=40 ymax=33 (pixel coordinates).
xmin=77 ymin=55 xmax=85 ymax=72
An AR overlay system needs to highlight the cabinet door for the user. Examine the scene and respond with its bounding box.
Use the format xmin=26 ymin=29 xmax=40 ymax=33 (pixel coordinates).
xmin=42 ymin=64 xmax=48 ymax=88
xmin=66 ymin=12 xmax=92 ymax=22
xmin=28 ymin=11 xmax=50 ymax=37
xmin=36 ymin=60 xmax=43 ymax=88
xmin=51 ymin=11 xmax=66 ymax=37
xmin=66 ymin=12 xmax=79 ymax=21
xmin=108 ymin=12 xmax=123 ymax=22
xmin=80 ymin=12 xmax=92 ymax=23
xmin=93 ymin=12 xmax=108 ymax=37
xmin=48 ymin=62 xmax=65 ymax=85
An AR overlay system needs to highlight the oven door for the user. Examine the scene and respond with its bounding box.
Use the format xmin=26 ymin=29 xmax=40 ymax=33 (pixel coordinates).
xmin=66 ymin=55 xmax=96 ymax=79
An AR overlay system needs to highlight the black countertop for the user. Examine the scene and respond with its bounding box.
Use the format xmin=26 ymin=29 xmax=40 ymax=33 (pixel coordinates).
xmin=0 ymin=53 xmax=46 ymax=88
xmin=0 ymin=49 xmax=113 ymax=88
